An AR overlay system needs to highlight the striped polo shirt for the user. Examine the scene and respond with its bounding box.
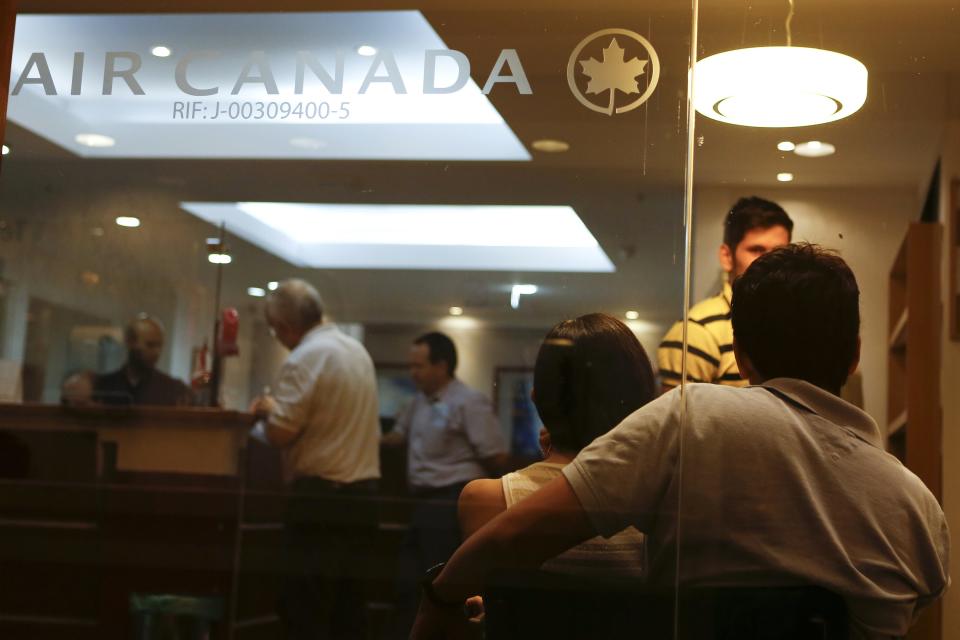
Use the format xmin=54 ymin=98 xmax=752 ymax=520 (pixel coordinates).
xmin=657 ymin=281 xmax=746 ymax=389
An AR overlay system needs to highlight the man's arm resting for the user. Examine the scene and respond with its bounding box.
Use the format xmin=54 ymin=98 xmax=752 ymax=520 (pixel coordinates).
xmin=417 ymin=475 xmax=595 ymax=621
xmin=249 ymin=395 xmax=300 ymax=448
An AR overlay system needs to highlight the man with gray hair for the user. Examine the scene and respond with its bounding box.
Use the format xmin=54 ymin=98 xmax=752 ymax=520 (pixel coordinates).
xmin=250 ymin=278 xmax=381 ymax=639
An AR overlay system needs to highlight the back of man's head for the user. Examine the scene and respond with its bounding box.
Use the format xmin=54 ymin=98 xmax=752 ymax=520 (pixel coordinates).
xmin=731 ymin=243 xmax=860 ymax=393
xmin=723 ymin=196 xmax=794 ymax=249
xmin=266 ymin=279 xmax=324 ymax=333
xmin=413 ymin=331 xmax=458 ymax=377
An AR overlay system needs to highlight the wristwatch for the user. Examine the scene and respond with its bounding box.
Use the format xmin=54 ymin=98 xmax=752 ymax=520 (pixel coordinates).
xmin=420 ymin=562 xmax=463 ymax=610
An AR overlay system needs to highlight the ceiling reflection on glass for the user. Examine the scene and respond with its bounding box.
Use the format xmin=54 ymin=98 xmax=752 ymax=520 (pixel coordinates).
xmin=9 ymin=12 xmax=531 ymax=160
xmin=2 ymin=3 xmax=695 ymax=335
xmin=181 ymin=202 xmax=615 ymax=271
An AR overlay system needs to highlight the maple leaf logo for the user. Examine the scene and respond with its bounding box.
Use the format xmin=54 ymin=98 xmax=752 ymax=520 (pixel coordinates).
xmin=578 ymin=38 xmax=649 ymax=115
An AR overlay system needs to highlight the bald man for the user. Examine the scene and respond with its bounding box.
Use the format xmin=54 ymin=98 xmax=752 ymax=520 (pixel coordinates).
xmin=249 ymin=279 xmax=380 ymax=640
xmin=93 ymin=315 xmax=193 ymax=406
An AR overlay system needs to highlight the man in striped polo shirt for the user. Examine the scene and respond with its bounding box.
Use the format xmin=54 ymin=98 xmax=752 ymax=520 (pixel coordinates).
xmin=658 ymin=197 xmax=793 ymax=392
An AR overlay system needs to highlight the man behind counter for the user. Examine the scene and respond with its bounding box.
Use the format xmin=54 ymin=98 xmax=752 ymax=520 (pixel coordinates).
xmin=93 ymin=314 xmax=193 ymax=406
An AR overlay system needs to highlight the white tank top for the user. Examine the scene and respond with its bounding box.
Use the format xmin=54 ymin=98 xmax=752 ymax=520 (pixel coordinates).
xmin=501 ymin=462 xmax=647 ymax=578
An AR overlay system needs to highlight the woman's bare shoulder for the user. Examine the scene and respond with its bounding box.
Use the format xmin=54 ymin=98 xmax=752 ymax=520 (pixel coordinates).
xmin=457 ymin=478 xmax=508 ymax=539
xmin=459 ymin=478 xmax=505 ymax=506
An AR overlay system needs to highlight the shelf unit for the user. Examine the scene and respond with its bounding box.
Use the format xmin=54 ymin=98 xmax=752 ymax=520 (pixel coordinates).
xmin=885 ymin=223 xmax=942 ymax=640
xmin=886 ymin=222 xmax=942 ymax=499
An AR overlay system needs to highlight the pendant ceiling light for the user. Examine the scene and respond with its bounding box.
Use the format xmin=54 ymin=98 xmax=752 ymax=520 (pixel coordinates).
xmin=693 ymin=1 xmax=868 ymax=128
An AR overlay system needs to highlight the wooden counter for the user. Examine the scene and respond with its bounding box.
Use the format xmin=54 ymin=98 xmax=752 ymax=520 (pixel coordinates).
xmin=0 ymin=403 xmax=254 ymax=477
xmin=0 ymin=404 xmax=409 ymax=639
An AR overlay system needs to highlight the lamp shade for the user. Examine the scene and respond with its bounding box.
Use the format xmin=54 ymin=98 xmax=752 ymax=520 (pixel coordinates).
xmin=693 ymin=46 xmax=868 ymax=127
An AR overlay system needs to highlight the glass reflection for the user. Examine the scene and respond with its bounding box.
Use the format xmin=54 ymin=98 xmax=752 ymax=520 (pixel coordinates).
xmin=0 ymin=4 xmax=693 ymax=639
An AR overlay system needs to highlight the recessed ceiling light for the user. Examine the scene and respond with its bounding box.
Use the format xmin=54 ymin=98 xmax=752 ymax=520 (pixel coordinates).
xmin=208 ymin=254 xmax=232 ymax=264
xmin=115 ymin=216 xmax=140 ymax=228
xmin=793 ymin=140 xmax=836 ymax=158
xmin=150 ymin=45 xmax=172 ymax=58
xmin=510 ymin=284 xmax=538 ymax=309
xmin=75 ymin=133 xmax=115 ymax=148
xmin=625 ymin=310 xmax=640 ymax=320
xmin=289 ymin=137 xmax=327 ymax=150
xmin=1 ymin=144 xmax=9 ymax=155
xmin=247 ymin=287 xmax=266 ymax=297
xmin=356 ymin=44 xmax=377 ymax=56
xmin=694 ymin=47 xmax=867 ymax=127
xmin=777 ymin=141 xmax=795 ymax=152
xmin=449 ymin=306 xmax=464 ymax=316
xmin=267 ymin=281 xmax=279 ymax=291
xmin=777 ymin=172 xmax=794 ymax=182
xmin=531 ymin=139 xmax=570 ymax=153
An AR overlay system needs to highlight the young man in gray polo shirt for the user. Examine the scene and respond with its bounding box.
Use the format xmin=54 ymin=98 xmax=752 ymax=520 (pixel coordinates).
xmin=411 ymin=244 xmax=949 ymax=640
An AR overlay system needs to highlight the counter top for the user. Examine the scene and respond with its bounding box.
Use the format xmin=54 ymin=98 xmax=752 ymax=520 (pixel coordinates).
xmin=0 ymin=403 xmax=256 ymax=476
xmin=0 ymin=402 xmax=255 ymax=430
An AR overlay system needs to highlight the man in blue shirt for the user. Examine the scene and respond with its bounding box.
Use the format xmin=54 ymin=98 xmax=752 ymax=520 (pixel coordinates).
xmin=383 ymin=331 xmax=507 ymax=637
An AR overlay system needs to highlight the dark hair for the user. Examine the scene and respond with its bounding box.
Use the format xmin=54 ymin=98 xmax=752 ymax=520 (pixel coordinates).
xmin=731 ymin=243 xmax=860 ymax=393
xmin=413 ymin=331 xmax=458 ymax=376
xmin=533 ymin=313 xmax=656 ymax=452
xmin=723 ymin=196 xmax=794 ymax=250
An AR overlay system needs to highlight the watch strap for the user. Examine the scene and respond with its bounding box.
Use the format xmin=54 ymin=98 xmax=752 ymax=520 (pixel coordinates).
xmin=420 ymin=562 xmax=462 ymax=610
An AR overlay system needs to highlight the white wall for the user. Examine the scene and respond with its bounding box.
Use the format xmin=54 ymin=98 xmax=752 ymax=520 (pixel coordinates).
xmin=362 ymin=320 xmax=545 ymax=400
xmin=359 ymin=315 xmax=665 ymax=404
xmin=692 ymin=186 xmax=919 ymax=429
xmin=0 ymin=185 xmax=199 ymax=392
xmin=169 ymin=283 xmax=213 ymax=382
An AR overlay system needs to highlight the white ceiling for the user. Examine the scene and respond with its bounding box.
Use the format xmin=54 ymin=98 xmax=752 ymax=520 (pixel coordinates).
xmin=1 ymin=0 xmax=957 ymax=331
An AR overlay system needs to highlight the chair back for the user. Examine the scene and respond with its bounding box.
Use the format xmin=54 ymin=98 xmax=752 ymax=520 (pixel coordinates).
xmin=483 ymin=570 xmax=847 ymax=640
